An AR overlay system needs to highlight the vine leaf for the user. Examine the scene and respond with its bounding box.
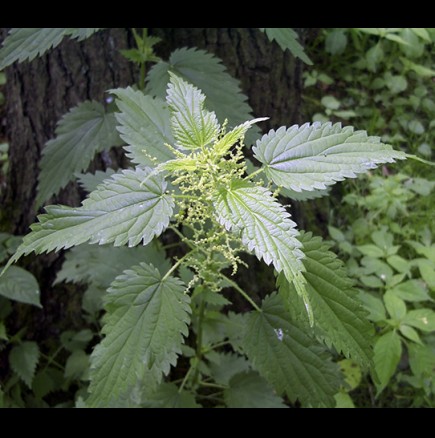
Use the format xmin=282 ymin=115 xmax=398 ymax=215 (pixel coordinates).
xmin=278 ymin=232 xmax=374 ymax=370
xmin=166 ymin=73 xmax=219 ymax=150
xmin=0 ymin=28 xmax=102 ymax=69
xmin=259 ymin=28 xmax=313 ymax=65
xmin=9 ymin=341 xmax=40 ymax=388
xmin=253 ymin=122 xmax=406 ymax=193
xmin=4 ymin=168 xmax=173 ymax=270
xmin=111 ymin=87 xmax=175 ymax=166
xmin=86 ymin=263 xmax=191 ymax=407
xmin=241 ymin=293 xmax=340 ymax=407
xmin=145 ymin=47 xmax=260 ymax=145
xmin=213 ymin=179 xmax=309 ymax=318
xmin=37 ymin=100 xmax=122 ymax=206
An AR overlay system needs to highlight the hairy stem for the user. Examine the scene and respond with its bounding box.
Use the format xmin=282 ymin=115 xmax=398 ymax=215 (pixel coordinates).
xmin=220 ymin=274 xmax=261 ymax=312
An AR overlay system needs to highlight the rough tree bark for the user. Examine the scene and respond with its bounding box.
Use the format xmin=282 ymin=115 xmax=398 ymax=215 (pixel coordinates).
xmin=0 ymin=28 xmax=310 ymax=367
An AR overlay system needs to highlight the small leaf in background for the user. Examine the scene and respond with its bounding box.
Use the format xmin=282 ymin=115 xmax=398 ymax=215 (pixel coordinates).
xmin=373 ymin=331 xmax=402 ymax=394
xmin=0 ymin=266 xmax=41 ymax=307
xmin=321 ymin=96 xmax=341 ymax=110
xmin=408 ymin=343 xmax=435 ymax=378
xmin=142 ymin=383 xmax=200 ymax=408
xmin=389 ymin=280 xmax=432 ymax=303
xmin=325 ymin=29 xmax=348 ymax=55
xmin=358 ymin=291 xmax=387 ymax=322
xmin=64 ymin=350 xmax=89 ymax=380
xmin=384 ymin=291 xmax=407 ymax=321
xmin=399 ymin=325 xmax=423 ymax=345
xmin=9 ymin=341 xmax=40 ymax=388
xmin=224 ymin=371 xmax=287 ymax=408
xmin=403 ymin=309 xmax=435 ymax=332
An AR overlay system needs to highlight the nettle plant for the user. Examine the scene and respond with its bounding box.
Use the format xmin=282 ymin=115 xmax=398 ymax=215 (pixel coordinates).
xmin=0 ymin=28 xmax=408 ymax=408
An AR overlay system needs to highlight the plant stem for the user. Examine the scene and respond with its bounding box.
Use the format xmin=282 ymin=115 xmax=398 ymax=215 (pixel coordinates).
xmin=191 ymin=298 xmax=206 ymax=387
xmin=198 ymin=381 xmax=227 ymax=390
xmin=220 ymin=274 xmax=261 ymax=312
xmin=178 ymin=362 xmax=195 ymax=393
xmin=245 ymin=167 xmax=265 ymax=181
xmin=162 ymin=250 xmax=195 ymax=282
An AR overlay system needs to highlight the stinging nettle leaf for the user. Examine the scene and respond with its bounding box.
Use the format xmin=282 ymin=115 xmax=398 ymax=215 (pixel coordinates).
xmin=9 ymin=341 xmax=40 ymax=388
xmin=166 ymin=73 xmax=219 ymax=150
xmin=7 ymin=168 xmax=174 ymax=268
xmin=213 ymin=179 xmax=306 ymax=292
xmin=64 ymin=28 xmax=102 ymax=41
xmin=259 ymin=28 xmax=313 ymax=65
xmin=0 ymin=28 xmax=103 ymax=70
xmin=36 ymin=100 xmax=122 ymax=206
xmin=86 ymin=263 xmax=191 ymax=407
xmin=145 ymin=47 xmax=260 ymax=145
xmin=278 ymin=232 xmax=374 ymax=370
xmin=111 ymin=87 xmax=175 ymax=166
xmin=253 ymin=122 xmax=406 ymax=193
xmin=224 ymin=371 xmax=287 ymax=408
xmin=242 ymin=293 xmax=340 ymax=407
xmin=0 ymin=28 xmax=67 ymax=69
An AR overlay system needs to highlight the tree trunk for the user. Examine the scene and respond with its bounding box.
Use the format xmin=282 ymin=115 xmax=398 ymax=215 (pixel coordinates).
xmin=0 ymin=28 xmax=307 ymax=361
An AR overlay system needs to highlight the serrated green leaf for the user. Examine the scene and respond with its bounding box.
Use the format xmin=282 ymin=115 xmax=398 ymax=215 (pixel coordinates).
xmin=224 ymin=371 xmax=287 ymax=408
xmin=278 ymin=232 xmax=374 ymax=370
xmin=0 ymin=266 xmax=41 ymax=307
xmin=65 ymin=28 xmax=102 ymax=41
xmin=0 ymin=28 xmax=67 ymax=69
xmin=7 ymin=168 xmax=174 ymax=267
xmin=213 ymin=179 xmax=306 ymax=303
xmin=145 ymin=48 xmax=259 ymax=145
xmin=403 ymin=309 xmax=435 ymax=332
xmin=253 ymin=122 xmax=406 ymax=193
xmin=242 ymin=292 xmax=340 ymax=407
xmin=214 ymin=118 xmax=268 ymax=155
xmin=76 ymin=169 xmax=116 ymax=193
xmin=373 ymin=330 xmax=402 ymax=394
xmin=111 ymin=87 xmax=175 ymax=166
xmin=9 ymin=341 xmax=40 ymax=388
xmin=87 ymin=263 xmax=191 ymax=407
xmin=166 ymin=73 xmax=219 ymax=150
xmin=37 ymin=101 xmax=122 ymax=206
xmin=259 ymin=28 xmax=313 ymax=65
xmin=0 ymin=29 xmax=103 ymax=70
xmin=142 ymin=382 xmax=199 ymax=408
xmin=208 ymin=352 xmax=250 ymax=385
